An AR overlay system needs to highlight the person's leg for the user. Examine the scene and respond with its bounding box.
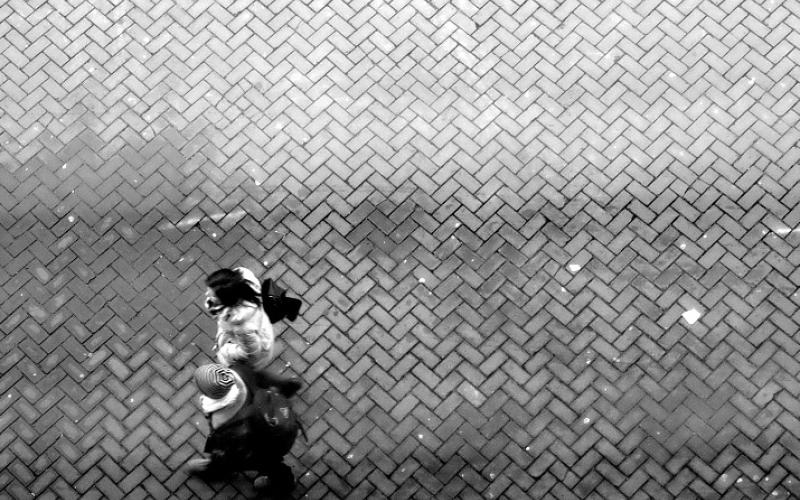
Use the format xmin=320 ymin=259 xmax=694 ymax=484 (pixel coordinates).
xmin=185 ymin=455 xmax=212 ymax=474
xmin=253 ymin=459 xmax=294 ymax=493
xmin=185 ymin=452 xmax=234 ymax=480
xmin=271 ymin=460 xmax=295 ymax=493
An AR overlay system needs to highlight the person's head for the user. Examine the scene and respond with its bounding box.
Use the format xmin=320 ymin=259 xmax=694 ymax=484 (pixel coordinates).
xmin=194 ymin=363 xmax=245 ymax=412
xmin=205 ymin=268 xmax=261 ymax=308
xmin=194 ymin=363 xmax=236 ymax=399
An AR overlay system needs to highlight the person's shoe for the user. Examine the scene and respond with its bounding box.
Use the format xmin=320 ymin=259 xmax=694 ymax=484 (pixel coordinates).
xmin=280 ymin=378 xmax=302 ymax=398
xmin=185 ymin=456 xmax=212 ymax=474
xmin=253 ymin=475 xmax=270 ymax=490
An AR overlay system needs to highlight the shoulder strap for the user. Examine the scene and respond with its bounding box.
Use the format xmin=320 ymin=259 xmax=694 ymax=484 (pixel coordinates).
xmin=297 ymin=416 xmax=308 ymax=442
xmin=261 ymin=389 xmax=279 ymax=426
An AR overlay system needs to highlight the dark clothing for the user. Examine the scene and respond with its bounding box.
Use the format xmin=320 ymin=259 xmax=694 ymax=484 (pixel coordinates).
xmin=202 ymin=363 xmax=296 ymax=481
xmin=261 ymin=279 xmax=302 ymax=323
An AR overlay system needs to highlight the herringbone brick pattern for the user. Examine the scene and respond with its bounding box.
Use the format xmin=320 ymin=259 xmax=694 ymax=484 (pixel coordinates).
xmin=1 ymin=0 xmax=800 ymax=498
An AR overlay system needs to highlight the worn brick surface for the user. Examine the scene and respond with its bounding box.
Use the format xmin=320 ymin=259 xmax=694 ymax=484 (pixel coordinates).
xmin=1 ymin=0 xmax=800 ymax=498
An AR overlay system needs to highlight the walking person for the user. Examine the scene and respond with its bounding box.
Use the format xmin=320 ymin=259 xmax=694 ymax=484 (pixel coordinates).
xmin=204 ymin=267 xmax=302 ymax=370
xmin=185 ymin=363 xmax=302 ymax=494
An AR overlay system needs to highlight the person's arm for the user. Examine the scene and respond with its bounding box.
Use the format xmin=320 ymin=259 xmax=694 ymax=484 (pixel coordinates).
xmin=205 ymin=290 xmax=224 ymax=317
xmin=252 ymin=366 xmax=290 ymax=388
xmin=252 ymin=366 xmax=302 ymax=397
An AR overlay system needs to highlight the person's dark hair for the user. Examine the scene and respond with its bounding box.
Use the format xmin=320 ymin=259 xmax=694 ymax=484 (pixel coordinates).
xmin=205 ymin=268 xmax=261 ymax=307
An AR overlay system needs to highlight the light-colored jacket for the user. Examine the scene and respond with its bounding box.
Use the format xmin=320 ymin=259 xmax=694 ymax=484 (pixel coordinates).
xmin=209 ymin=268 xmax=275 ymax=369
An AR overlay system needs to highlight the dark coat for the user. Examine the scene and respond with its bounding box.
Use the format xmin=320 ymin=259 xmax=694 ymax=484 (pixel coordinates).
xmin=203 ymin=364 xmax=295 ymax=471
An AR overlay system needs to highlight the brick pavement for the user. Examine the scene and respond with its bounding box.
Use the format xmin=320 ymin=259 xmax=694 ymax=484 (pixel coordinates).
xmin=1 ymin=0 xmax=800 ymax=498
